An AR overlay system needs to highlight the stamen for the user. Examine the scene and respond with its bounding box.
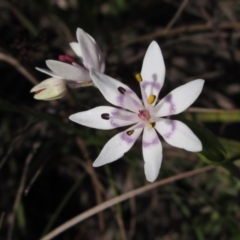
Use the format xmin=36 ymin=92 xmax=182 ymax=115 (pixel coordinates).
xmin=148 ymin=94 xmax=156 ymax=104
xmin=126 ymin=130 xmax=134 ymax=136
xmin=101 ymin=113 xmax=110 ymax=120
xmin=135 ymin=73 xmax=142 ymax=82
xmin=147 ymin=122 xmax=156 ymax=128
xmin=118 ymin=87 xmax=126 ymax=94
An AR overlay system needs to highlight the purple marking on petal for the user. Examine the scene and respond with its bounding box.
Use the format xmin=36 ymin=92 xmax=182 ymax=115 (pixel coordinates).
xmin=117 ymin=94 xmax=124 ymax=106
xmin=124 ymin=115 xmax=134 ymax=121
xmin=102 ymin=109 xmax=137 ymax=127
xmin=142 ymin=81 xmax=161 ymax=91
xmin=116 ymin=89 xmax=133 ymax=105
xmin=165 ymin=94 xmax=176 ymax=115
xmin=111 ymin=108 xmax=119 ymax=115
xmin=108 ymin=109 xmax=120 ymax=127
xmin=163 ymin=121 xmax=176 ymax=139
xmin=110 ymin=109 xmax=137 ymax=122
xmin=142 ymin=137 xmax=159 ymax=148
xmin=116 ymin=89 xmax=141 ymax=108
xmin=120 ymin=132 xmax=136 ymax=144
xmin=110 ymin=118 xmax=120 ymax=127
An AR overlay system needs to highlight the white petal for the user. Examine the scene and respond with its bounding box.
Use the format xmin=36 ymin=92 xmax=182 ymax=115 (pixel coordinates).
xmin=35 ymin=67 xmax=62 ymax=79
xmin=155 ymin=119 xmax=202 ymax=152
xmin=142 ymin=127 xmax=162 ymax=182
xmin=69 ymin=106 xmax=139 ymax=130
xmin=69 ymin=42 xmax=82 ymax=59
xmin=90 ymin=69 xmax=143 ymax=113
xmin=66 ymin=80 xmax=92 ymax=89
xmin=98 ymin=50 xmax=105 ymax=73
xmin=93 ymin=125 xmax=143 ymax=167
xmin=46 ymin=60 xmax=90 ymax=82
xmin=76 ymin=28 xmax=100 ymax=71
xmin=30 ymin=78 xmax=66 ymax=100
xmin=155 ymin=79 xmax=204 ymax=117
xmin=141 ymin=41 xmax=165 ymax=105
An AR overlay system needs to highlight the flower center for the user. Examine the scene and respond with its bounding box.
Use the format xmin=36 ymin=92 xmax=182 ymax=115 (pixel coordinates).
xmin=138 ymin=109 xmax=150 ymax=121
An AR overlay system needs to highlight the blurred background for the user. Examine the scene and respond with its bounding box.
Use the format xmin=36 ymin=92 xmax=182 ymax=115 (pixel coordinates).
xmin=1 ymin=0 xmax=240 ymax=239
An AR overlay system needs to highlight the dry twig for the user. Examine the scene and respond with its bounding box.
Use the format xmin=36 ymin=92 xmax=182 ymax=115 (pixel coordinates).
xmin=115 ymin=214 xmax=128 ymax=240
xmin=166 ymin=0 xmax=189 ymax=30
xmin=7 ymin=142 xmax=41 ymax=240
xmin=123 ymin=21 xmax=240 ymax=46
xmin=76 ymin=137 xmax=105 ymax=233
xmin=41 ymin=165 xmax=215 ymax=240
xmin=0 ymin=52 xmax=38 ymax=85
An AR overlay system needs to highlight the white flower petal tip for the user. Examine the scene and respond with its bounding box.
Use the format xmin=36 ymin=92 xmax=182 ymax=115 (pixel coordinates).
xmin=144 ymin=165 xmax=159 ymax=182
xmin=194 ymin=141 xmax=202 ymax=152
xmin=155 ymin=119 xmax=203 ymax=152
xmin=92 ymin=160 xmax=113 ymax=167
xmin=69 ymin=42 xmax=82 ymax=59
xmin=35 ymin=67 xmax=62 ymax=79
xmin=92 ymin=127 xmax=143 ymax=167
xmin=141 ymin=41 xmax=165 ymax=103
xmin=155 ymin=79 xmax=205 ymax=117
xmin=142 ymin=128 xmax=163 ymax=182
xmin=76 ymin=28 xmax=104 ymax=72
xmin=69 ymin=106 xmax=139 ymax=130
xmin=30 ymin=78 xmax=66 ymax=100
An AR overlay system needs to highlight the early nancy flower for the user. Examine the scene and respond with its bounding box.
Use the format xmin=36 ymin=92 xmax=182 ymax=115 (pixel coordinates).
xmin=69 ymin=41 xmax=204 ymax=182
xmin=31 ymin=28 xmax=105 ymax=100
xmin=30 ymin=78 xmax=66 ymax=100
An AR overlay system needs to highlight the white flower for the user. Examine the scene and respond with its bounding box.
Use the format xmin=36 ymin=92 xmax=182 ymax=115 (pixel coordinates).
xmin=32 ymin=28 xmax=105 ymax=100
xmin=30 ymin=78 xmax=66 ymax=100
xmin=69 ymin=41 xmax=204 ymax=182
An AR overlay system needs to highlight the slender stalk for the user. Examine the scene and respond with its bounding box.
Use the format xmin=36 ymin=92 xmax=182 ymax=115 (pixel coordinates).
xmin=7 ymin=142 xmax=41 ymax=240
xmin=0 ymin=52 xmax=38 ymax=85
xmin=41 ymin=165 xmax=215 ymax=240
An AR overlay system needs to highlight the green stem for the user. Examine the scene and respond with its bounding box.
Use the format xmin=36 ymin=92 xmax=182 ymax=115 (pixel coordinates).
xmin=184 ymin=111 xmax=240 ymax=122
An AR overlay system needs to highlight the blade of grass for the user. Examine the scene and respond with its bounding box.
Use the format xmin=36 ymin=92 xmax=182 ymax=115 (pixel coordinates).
xmin=16 ymin=202 xmax=26 ymax=236
xmin=7 ymin=2 xmax=38 ymax=36
xmin=184 ymin=109 xmax=240 ymax=122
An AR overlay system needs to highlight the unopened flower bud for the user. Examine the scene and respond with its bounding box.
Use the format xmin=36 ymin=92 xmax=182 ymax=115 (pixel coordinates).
xmin=30 ymin=78 xmax=66 ymax=100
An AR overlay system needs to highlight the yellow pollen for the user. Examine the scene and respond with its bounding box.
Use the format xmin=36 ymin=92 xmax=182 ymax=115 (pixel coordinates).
xmin=126 ymin=130 xmax=134 ymax=136
xmin=135 ymin=73 xmax=142 ymax=82
xmin=147 ymin=122 xmax=155 ymax=128
xmin=148 ymin=94 xmax=156 ymax=104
